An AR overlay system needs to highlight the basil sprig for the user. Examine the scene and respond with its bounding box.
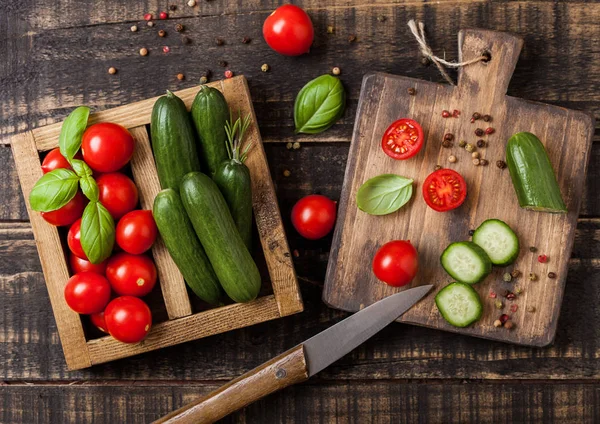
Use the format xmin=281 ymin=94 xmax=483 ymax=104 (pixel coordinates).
xmin=29 ymin=168 xmax=80 ymax=212
xmin=356 ymin=174 xmax=414 ymax=215
xmin=294 ymin=74 xmax=346 ymax=134
xmin=80 ymin=201 xmax=115 ymax=264
xmin=59 ymin=106 xmax=90 ymax=161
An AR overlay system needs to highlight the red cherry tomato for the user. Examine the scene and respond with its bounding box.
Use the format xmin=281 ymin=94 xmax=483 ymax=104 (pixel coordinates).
xmin=90 ymin=311 xmax=109 ymax=333
xmin=41 ymin=191 xmax=86 ymax=227
xmin=63 ymin=272 xmax=111 ymax=314
xmin=67 ymin=218 xmax=87 ymax=259
xmin=116 ymin=210 xmax=158 ymax=254
xmin=372 ymin=240 xmax=419 ymax=287
xmin=291 ymin=194 xmax=337 ymax=240
xmin=69 ymin=253 xmax=107 ymax=275
xmin=41 ymin=148 xmax=71 ymax=173
xmin=97 ymin=172 xmax=139 ymax=220
xmin=381 ymin=118 xmax=424 ymax=160
xmin=81 ymin=123 xmax=135 ymax=173
xmin=106 ymin=253 xmax=157 ymax=297
xmin=422 ymin=169 xmax=467 ymax=212
xmin=104 ymin=296 xmax=152 ymax=343
xmin=263 ymin=5 xmax=314 ymax=56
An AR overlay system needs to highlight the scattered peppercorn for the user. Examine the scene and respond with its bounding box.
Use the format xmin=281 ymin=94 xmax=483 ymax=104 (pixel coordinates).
xmin=472 ymin=158 xmax=480 ymax=166
xmin=292 ymin=142 xmax=301 ymax=150
xmin=483 ymin=114 xmax=492 ymax=122
xmin=327 ymin=26 xmax=334 ymax=34
xmin=529 ymin=272 xmax=537 ymax=281
xmin=261 ymin=63 xmax=270 ymax=72
xmin=286 ymin=142 xmax=293 ymax=150
xmin=139 ymin=47 xmax=148 ymax=56
xmin=199 ymin=76 xmax=208 ymax=84
xmin=175 ymin=24 xmax=184 ymax=32
xmin=130 ymin=25 xmax=138 ymax=32
xmin=515 ymin=287 xmax=523 ymax=295
xmin=493 ymin=319 xmax=503 ymax=328
xmin=441 ymin=110 xmax=450 ymax=118
xmin=159 ymin=11 xmax=168 ymax=19
xmin=506 ymin=292 xmax=516 ymax=300
xmin=452 ymin=109 xmax=460 ymax=118
xmin=529 ymin=246 xmax=537 ymax=253
xmin=496 ymin=160 xmax=507 ymax=169
xmin=158 ymin=29 xmax=166 ymax=37
xmin=177 ymin=73 xmax=185 ymax=81
xmin=108 ymin=67 xmax=117 ymax=75
xmin=526 ymin=306 xmax=536 ymax=313
xmin=293 ymin=249 xmax=300 ymax=258
xmin=202 ymin=69 xmax=212 ymax=78
xmin=162 ymin=46 xmax=170 ymax=53
xmin=242 ymin=37 xmax=251 ymax=44
xmin=538 ymin=254 xmax=548 ymax=263
xmin=283 ymin=170 xmax=291 ymax=177
xmin=485 ymin=127 xmax=495 ymax=135
xmin=470 ymin=118 xmax=476 ymax=123
xmin=465 ymin=143 xmax=475 ymax=152
xmin=434 ymin=165 xmax=442 ymax=171
xmin=442 ymin=140 xmax=452 ymax=148
xmin=489 ymin=291 xmax=497 ymax=298
xmin=147 ymin=21 xmax=155 ymax=27
xmin=548 ymin=272 xmax=557 ymax=279
xmin=348 ymin=34 xmax=357 ymax=43
xmin=475 ymin=128 xmax=484 ymax=136
xmin=503 ymin=272 xmax=512 ymax=282
xmin=187 ymin=0 xmax=196 ymax=6
xmin=332 ymin=67 xmax=341 ymax=76
xmin=218 ymin=60 xmax=228 ymax=67
xmin=495 ymin=300 xmax=504 ymax=310
xmin=472 ymin=112 xmax=481 ymax=120
xmin=181 ymin=36 xmax=191 ymax=44
xmin=444 ymin=133 xmax=454 ymax=141
xmin=169 ymin=4 xmax=177 ymax=11
xmin=215 ymin=38 xmax=224 ymax=46
xmin=504 ymin=321 xmax=514 ymax=330
xmin=144 ymin=13 xmax=153 ymax=21
xmin=407 ymin=87 xmax=416 ymax=95
xmin=458 ymin=140 xmax=466 ymax=147
xmin=477 ymin=139 xmax=486 ymax=148
xmin=472 ymin=151 xmax=480 ymax=159
xmin=511 ymin=269 xmax=521 ymax=278
xmin=224 ymin=69 xmax=233 ymax=78
xmin=480 ymin=159 xmax=489 ymax=166
xmin=468 ymin=229 xmax=475 ymax=236
xmin=377 ymin=15 xmax=387 ymax=22
xmin=499 ymin=314 xmax=510 ymax=324
xmin=448 ymin=155 xmax=457 ymax=163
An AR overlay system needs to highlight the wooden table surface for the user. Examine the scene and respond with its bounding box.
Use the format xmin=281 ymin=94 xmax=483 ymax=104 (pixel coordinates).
xmin=2 ymin=1 xmax=599 ymax=423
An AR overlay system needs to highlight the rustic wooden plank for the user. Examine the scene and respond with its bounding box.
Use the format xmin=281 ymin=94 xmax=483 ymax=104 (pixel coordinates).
xmin=323 ymin=29 xmax=595 ymax=347
xmin=129 ymin=125 xmax=192 ymax=319
xmin=1 ymin=381 xmax=599 ymax=423
xmin=9 ymin=132 xmax=91 ymax=370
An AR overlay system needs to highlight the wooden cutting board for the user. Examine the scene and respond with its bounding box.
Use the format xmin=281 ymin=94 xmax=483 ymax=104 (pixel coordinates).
xmin=323 ymin=29 xmax=594 ymax=346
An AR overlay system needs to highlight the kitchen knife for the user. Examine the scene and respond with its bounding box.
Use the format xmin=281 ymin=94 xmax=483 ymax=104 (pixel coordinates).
xmin=154 ymin=284 xmax=433 ymax=424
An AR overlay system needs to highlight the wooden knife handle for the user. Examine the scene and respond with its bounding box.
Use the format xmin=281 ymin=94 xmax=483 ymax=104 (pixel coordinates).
xmin=153 ymin=344 xmax=309 ymax=424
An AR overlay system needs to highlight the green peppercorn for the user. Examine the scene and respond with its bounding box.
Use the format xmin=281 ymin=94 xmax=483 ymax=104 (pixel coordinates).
xmin=529 ymin=272 xmax=537 ymax=281
xmin=465 ymin=143 xmax=475 ymax=152
xmin=503 ymin=272 xmax=512 ymax=282
xmin=494 ymin=300 xmax=504 ymax=310
xmin=458 ymin=140 xmax=466 ymax=147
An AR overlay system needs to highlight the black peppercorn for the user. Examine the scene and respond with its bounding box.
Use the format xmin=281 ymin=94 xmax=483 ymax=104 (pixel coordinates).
xmin=529 ymin=246 xmax=537 ymax=253
xmin=548 ymin=272 xmax=557 ymax=279
xmin=468 ymin=229 xmax=475 ymax=236
xmin=444 ymin=133 xmax=454 ymax=141
xmin=407 ymin=87 xmax=416 ymax=95
xmin=496 ymin=160 xmax=507 ymax=169
xmin=477 ymin=139 xmax=486 ymax=148
xmin=472 ymin=112 xmax=481 ymax=120
xmin=475 ymin=128 xmax=484 ymax=137
xmin=175 ymin=23 xmax=184 ymax=32
xmin=241 ymin=37 xmax=251 ymax=44
xmin=441 ymin=140 xmax=452 ymax=148
xmin=169 ymin=4 xmax=177 ymax=10
xmin=348 ymin=34 xmax=357 ymax=43
xmin=483 ymin=115 xmax=492 ymax=122
xmin=215 ymin=38 xmax=224 ymax=46
xmin=218 ymin=60 xmax=228 ymax=67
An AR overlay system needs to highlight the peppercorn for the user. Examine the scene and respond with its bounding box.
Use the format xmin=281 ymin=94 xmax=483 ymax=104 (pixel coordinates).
xmin=468 ymin=229 xmax=475 ymax=236
xmin=477 ymin=139 xmax=486 ymax=148
xmin=218 ymin=60 xmax=228 ymax=67
xmin=181 ymin=36 xmax=191 ymax=44
xmin=485 ymin=127 xmax=495 ymax=135
xmin=187 ymin=0 xmax=196 ymax=6
xmin=441 ymin=140 xmax=452 ymax=148
xmin=538 ymin=254 xmax=548 ymax=263
xmin=470 ymin=118 xmax=476 ymax=123
xmin=499 ymin=314 xmax=509 ymax=324
xmin=215 ymin=38 xmax=224 ymax=46
xmin=177 ymin=73 xmax=185 ymax=81
xmin=159 ymin=11 xmax=168 ymax=19
xmin=511 ymin=269 xmax=521 ymax=278
xmin=147 ymin=21 xmax=155 ymax=27
xmin=283 ymin=170 xmax=291 ymax=177
xmin=495 ymin=300 xmax=504 ymax=310
xmin=452 ymin=109 xmax=460 ymax=118
xmin=144 ymin=13 xmax=153 ymax=20
xmin=175 ymin=24 xmax=184 ymax=32
xmin=448 ymin=155 xmax=457 ymax=163
xmin=407 ymin=87 xmax=416 ymax=95
xmin=503 ymin=272 xmax=512 ymax=283
xmin=483 ymin=114 xmax=492 ymax=122
xmin=158 ymin=29 xmax=166 ymax=37
xmin=286 ymin=142 xmax=293 ymax=150
xmin=108 ymin=67 xmax=117 ymax=75
xmin=496 ymin=160 xmax=507 ymax=169
xmin=493 ymin=319 xmax=503 ymax=328
xmin=515 ymin=287 xmax=523 ymax=295
xmin=130 ymin=25 xmax=138 ymax=32
xmin=548 ymin=272 xmax=557 ymax=279
xmin=444 ymin=133 xmax=454 ymax=141
xmin=224 ymin=69 xmax=233 ymax=78
xmin=332 ymin=67 xmax=341 ymax=76
xmin=327 ymin=26 xmax=334 ymax=34
xmin=458 ymin=140 xmax=466 ymax=147
xmin=293 ymin=249 xmax=300 ymax=258
xmin=434 ymin=165 xmax=442 ymax=171
xmin=472 ymin=158 xmax=480 ymax=166
xmin=529 ymin=246 xmax=537 ymax=253
xmin=472 ymin=151 xmax=480 ymax=159
xmin=506 ymin=292 xmax=516 ymax=300
xmin=529 ymin=272 xmax=537 ymax=281
xmin=169 ymin=4 xmax=177 ymax=10
xmin=504 ymin=321 xmax=514 ymax=330
xmin=465 ymin=143 xmax=475 ymax=152
xmin=139 ymin=47 xmax=148 ymax=56
xmin=162 ymin=46 xmax=170 ymax=53
xmin=480 ymin=159 xmax=489 ymax=166
xmin=526 ymin=306 xmax=536 ymax=313
xmin=377 ymin=15 xmax=387 ymax=22
xmin=441 ymin=110 xmax=450 ymax=118
xmin=348 ymin=34 xmax=357 ymax=43
xmin=293 ymin=142 xmax=301 ymax=150
xmin=241 ymin=37 xmax=251 ymax=44
xmin=472 ymin=112 xmax=481 ymax=120
xmin=475 ymin=128 xmax=484 ymax=136
xmin=489 ymin=291 xmax=497 ymax=299
xmin=261 ymin=63 xmax=270 ymax=72
xmin=199 ymin=76 xmax=208 ymax=84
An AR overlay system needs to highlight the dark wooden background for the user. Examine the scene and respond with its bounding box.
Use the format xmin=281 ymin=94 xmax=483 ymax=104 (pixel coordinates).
xmin=2 ymin=1 xmax=600 ymax=423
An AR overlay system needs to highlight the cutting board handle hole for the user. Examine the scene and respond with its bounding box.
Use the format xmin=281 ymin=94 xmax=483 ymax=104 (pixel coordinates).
xmin=481 ymin=50 xmax=492 ymax=63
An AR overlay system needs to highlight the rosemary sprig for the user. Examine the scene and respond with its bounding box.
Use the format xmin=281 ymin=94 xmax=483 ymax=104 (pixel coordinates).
xmin=224 ymin=111 xmax=253 ymax=164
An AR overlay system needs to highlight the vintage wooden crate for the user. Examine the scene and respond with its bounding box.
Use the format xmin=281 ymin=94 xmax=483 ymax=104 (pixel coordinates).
xmin=10 ymin=76 xmax=304 ymax=370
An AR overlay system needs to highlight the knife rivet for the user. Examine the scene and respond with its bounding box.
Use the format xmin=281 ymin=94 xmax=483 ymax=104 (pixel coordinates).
xmin=275 ymin=368 xmax=287 ymax=379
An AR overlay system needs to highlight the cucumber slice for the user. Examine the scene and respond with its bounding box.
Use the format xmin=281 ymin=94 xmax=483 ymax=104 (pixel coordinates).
xmin=472 ymin=219 xmax=520 ymax=266
xmin=436 ymin=282 xmax=483 ymax=327
xmin=441 ymin=241 xmax=492 ymax=284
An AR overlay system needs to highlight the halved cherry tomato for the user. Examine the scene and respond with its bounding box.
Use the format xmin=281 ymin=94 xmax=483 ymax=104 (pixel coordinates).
xmin=97 ymin=172 xmax=139 ymax=220
xmin=116 ymin=210 xmax=157 ymax=254
xmin=67 ymin=218 xmax=87 ymax=259
xmin=64 ymin=272 xmax=111 ymax=314
xmin=69 ymin=253 xmax=107 ymax=275
xmin=372 ymin=240 xmax=418 ymax=287
xmin=381 ymin=118 xmax=424 ymax=160
xmin=106 ymin=253 xmax=157 ymax=297
xmin=263 ymin=5 xmax=314 ymax=56
xmin=104 ymin=296 xmax=152 ymax=343
xmin=41 ymin=191 xmax=86 ymax=226
xmin=81 ymin=123 xmax=135 ymax=173
xmin=422 ymin=168 xmax=467 ymax=212
xmin=90 ymin=311 xmax=109 ymax=333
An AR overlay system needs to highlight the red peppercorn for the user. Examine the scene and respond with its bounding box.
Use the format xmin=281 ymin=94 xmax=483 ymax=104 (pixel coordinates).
xmin=489 ymin=291 xmax=497 ymax=299
xmin=441 ymin=110 xmax=450 ymax=118
xmin=506 ymin=292 xmax=516 ymax=300
xmin=452 ymin=109 xmax=460 ymax=118
xmin=162 ymin=46 xmax=170 ymax=53
xmin=485 ymin=127 xmax=495 ymax=135
xmin=470 ymin=117 xmax=475 ymax=123
xmin=224 ymin=69 xmax=233 ymax=78
xmin=159 ymin=11 xmax=168 ymax=19
xmin=510 ymin=304 xmax=518 ymax=313
xmin=538 ymin=254 xmax=548 ymax=263
xmin=499 ymin=314 xmax=510 ymax=324
xmin=144 ymin=13 xmax=153 ymax=20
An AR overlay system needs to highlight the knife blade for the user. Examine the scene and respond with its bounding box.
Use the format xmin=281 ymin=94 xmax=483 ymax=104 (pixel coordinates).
xmin=154 ymin=285 xmax=433 ymax=424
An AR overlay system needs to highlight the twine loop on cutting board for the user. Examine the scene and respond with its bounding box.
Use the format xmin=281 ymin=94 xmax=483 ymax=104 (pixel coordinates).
xmin=408 ymin=20 xmax=487 ymax=85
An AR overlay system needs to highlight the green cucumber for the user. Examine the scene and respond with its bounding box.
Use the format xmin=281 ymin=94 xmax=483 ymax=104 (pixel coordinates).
xmin=472 ymin=219 xmax=519 ymax=266
xmin=190 ymin=86 xmax=230 ymax=176
xmin=152 ymin=189 xmax=223 ymax=305
xmin=180 ymin=172 xmax=261 ymax=303
xmin=435 ymin=282 xmax=483 ymax=327
xmin=506 ymin=132 xmax=567 ymax=213
xmin=150 ymin=91 xmax=201 ymax=190
xmin=441 ymin=241 xmax=492 ymax=285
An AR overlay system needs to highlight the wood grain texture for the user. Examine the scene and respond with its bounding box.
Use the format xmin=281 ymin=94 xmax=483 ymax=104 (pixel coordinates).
xmin=156 ymin=345 xmax=308 ymax=424
xmin=324 ymin=29 xmax=595 ymax=346
xmin=129 ymin=125 xmax=192 ymax=319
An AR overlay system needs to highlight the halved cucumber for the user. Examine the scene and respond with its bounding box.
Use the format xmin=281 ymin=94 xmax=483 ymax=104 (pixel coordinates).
xmin=441 ymin=241 xmax=492 ymax=284
xmin=436 ymin=282 xmax=483 ymax=327
xmin=472 ymin=219 xmax=520 ymax=266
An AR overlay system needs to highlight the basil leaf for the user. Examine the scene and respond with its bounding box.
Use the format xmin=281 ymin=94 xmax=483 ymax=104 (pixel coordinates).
xmin=29 ymin=168 xmax=80 ymax=212
xmin=80 ymin=176 xmax=99 ymax=202
xmin=59 ymin=106 xmax=90 ymax=161
xmin=71 ymin=159 xmax=93 ymax=177
xmin=294 ymin=75 xmax=345 ymax=134
xmin=356 ymin=174 xmax=413 ymax=215
xmin=81 ymin=201 xmax=115 ymax=264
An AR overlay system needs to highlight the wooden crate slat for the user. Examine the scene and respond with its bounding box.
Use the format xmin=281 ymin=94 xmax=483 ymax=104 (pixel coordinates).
xmin=86 ymin=295 xmax=281 ymax=366
xmin=220 ymin=77 xmax=304 ymax=317
xmin=129 ymin=125 xmax=193 ymax=319
xmin=9 ymin=131 xmax=91 ymax=370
